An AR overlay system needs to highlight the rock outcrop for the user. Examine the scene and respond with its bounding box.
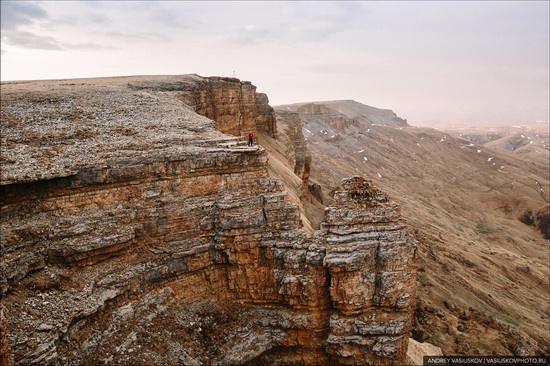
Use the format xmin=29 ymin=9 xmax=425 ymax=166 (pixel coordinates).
xmin=0 ymin=305 xmax=13 ymax=366
xmin=186 ymin=76 xmax=259 ymax=137
xmin=255 ymin=93 xmax=277 ymax=138
xmin=1 ymin=75 xmax=416 ymax=365
xmin=406 ymin=339 xmax=442 ymax=366
xmin=275 ymin=100 xmax=408 ymax=129
xmin=273 ymin=110 xmax=313 ymax=201
xmin=318 ymin=177 xmax=417 ymax=365
xmin=126 ymin=74 xmax=277 ymax=140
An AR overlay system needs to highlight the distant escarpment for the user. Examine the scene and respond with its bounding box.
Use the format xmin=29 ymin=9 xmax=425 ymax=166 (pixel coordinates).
xmin=1 ymin=75 xmax=416 ymax=365
xmin=276 ymin=100 xmax=408 ymax=130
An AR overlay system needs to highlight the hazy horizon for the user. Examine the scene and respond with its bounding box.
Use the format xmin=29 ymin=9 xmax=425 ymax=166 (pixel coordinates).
xmin=1 ymin=1 xmax=548 ymax=126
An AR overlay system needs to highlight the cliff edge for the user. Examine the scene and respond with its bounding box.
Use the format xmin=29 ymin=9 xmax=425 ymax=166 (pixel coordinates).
xmin=1 ymin=75 xmax=416 ymax=365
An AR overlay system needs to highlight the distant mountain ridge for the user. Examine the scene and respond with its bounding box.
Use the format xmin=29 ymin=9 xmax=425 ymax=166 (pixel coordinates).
xmin=275 ymin=99 xmax=408 ymax=127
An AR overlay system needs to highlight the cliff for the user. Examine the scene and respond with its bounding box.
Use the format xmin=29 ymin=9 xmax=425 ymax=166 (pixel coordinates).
xmin=276 ymin=100 xmax=408 ymax=129
xmin=1 ymin=75 xmax=416 ymax=365
xmin=126 ymin=74 xmax=276 ymax=139
xmin=271 ymin=110 xmax=313 ymax=201
xmin=273 ymin=100 xmax=549 ymax=355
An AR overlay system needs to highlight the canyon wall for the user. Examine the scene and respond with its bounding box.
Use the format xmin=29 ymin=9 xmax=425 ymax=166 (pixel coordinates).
xmin=126 ymin=74 xmax=277 ymax=139
xmin=272 ymin=110 xmax=313 ymax=201
xmin=255 ymin=93 xmax=277 ymax=139
xmin=188 ymin=76 xmax=259 ymax=137
xmin=275 ymin=100 xmax=408 ymax=129
xmin=1 ymin=75 xmax=416 ymax=365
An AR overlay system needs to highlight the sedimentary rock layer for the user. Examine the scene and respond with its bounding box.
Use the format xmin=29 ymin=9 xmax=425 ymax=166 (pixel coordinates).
xmin=1 ymin=75 xmax=416 ymax=365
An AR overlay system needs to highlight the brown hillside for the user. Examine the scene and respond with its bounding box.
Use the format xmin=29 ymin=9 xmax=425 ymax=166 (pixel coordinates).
xmin=271 ymin=101 xmax=549 ymax=356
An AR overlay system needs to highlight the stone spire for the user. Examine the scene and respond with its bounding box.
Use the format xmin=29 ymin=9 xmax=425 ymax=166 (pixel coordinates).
xmin=318 ymin=176 xmax=418 ymax=365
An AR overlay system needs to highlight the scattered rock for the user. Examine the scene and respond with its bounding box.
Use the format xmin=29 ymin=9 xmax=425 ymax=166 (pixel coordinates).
xmin=455 ymin=335 xmax=470 ymax=353
xmin=36 ymin=324 xmax=54 ymax=332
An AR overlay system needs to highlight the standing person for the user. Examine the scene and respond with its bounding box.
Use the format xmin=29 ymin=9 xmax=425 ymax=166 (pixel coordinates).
xmin=248 ymin=131 xmax=254 ymax=147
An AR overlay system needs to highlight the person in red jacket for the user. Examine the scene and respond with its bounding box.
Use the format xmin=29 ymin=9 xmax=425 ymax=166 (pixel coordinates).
xmin=248 ymin=131 xmax=254 ymax=147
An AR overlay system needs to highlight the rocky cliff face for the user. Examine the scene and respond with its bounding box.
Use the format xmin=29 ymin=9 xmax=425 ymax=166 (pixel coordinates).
xmin=1 ymin=75 xmax=416 ymax=365
xmin=317 ymin=177 xmax=417 ymax=365
xmin=186 ymin=76 xmax=258 ymax=137
xmin=255 ymin=93 xmax=277 ymax=139
xmin=273 ymin=100 xmax=549 ymax=356
xmin=272 ymin=110 xmax=313 ymax=201
xmin=125 ymin=74 xmax=277 ymax=139
xmin=0 ymin=305 xmax=13 ymax=366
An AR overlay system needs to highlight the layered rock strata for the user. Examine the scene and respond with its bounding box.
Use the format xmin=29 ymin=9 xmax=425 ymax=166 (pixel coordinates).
xmin=318 ymin=177 xmax=417 ymax=365
xmin=0 ymin=305 xmax=13 ymax=366
xmin=187 ymin=76 xmax=258 ymax=137
xmin=273 ymin=109 xmax=313 ymax=200
xmin=187 ymin=77 xmax=278 ymax=139
xmin=1 ymin=76 xmax=416 ymax=365
xmin=126 ymin=75 xmax=277 ymax=139
xmin=275 ymin=100 xmax=408 ymax=128
xmin=255 ymin=93 xmax=277 ymax=139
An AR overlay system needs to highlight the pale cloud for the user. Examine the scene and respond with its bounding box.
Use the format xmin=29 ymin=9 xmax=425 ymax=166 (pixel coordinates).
xmin=0 ymin=1 xmax=47 ymax=31
xmin=3 ymin=29 xmax=62 ymax=50
xmin=0 ymin=1 xmax=112 ymax=51
xmin=0 ymin=1 xmax=61 ymax=50
xmin=104 ymin=30 xmax=171 ymax=42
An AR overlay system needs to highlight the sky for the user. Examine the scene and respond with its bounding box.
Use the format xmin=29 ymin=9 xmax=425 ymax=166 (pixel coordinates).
xmin=1 ymin=1 xmax=549 ymax=126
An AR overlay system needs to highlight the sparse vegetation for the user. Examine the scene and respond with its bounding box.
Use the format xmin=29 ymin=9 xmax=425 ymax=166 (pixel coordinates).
xmin=519 ymin=209 xmax=535 ymax=226
xmin=535 ymin=208 xmax=550 ymax=239
xmin=519 ymin=208 xmax=550 ymax=239
xmin=476 ymin=221 xmax=496 ymax=235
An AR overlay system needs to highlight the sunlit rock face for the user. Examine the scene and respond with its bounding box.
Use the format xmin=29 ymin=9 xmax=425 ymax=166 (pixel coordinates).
xmin=185 ymin=76 xmax=277 ymax=138
xmin=274 ymin=109 xmax=313 ymax=200
xmin=190 ymin=76 xmax=258 ymax=137
xmin=255 ymin=92 xmax=277 ymax=139
xmin=318 ymin=177 xmax=417 ymax=366
xmin=1 ymin=76 xmax=415 ymax=365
